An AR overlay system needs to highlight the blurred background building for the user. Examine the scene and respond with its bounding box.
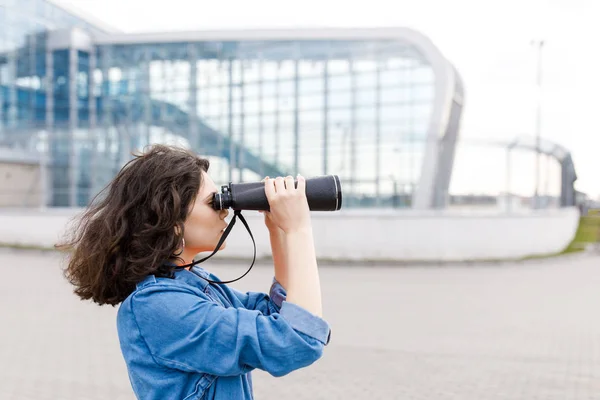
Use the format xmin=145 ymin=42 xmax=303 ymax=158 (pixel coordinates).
xmin=0 ymin=0 xmax=464 ymax=209
xmin=0 ymin=0 xmax=590 ymax=261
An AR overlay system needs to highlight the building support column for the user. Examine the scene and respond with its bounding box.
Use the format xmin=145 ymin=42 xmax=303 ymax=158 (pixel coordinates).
xmin=68 ymin=47 xmax=78 ymax=207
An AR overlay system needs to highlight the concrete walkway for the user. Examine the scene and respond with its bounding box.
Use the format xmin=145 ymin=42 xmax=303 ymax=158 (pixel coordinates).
xmin=1 ymin=249 xmax=599 ymax=399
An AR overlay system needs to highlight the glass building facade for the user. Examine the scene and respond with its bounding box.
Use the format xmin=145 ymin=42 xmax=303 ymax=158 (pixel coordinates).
xmin=0 ymin=0 xmax=464 ymax=209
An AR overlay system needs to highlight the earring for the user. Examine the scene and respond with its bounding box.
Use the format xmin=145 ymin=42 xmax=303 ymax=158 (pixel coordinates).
xmin=175 ymin=238 xmax=185 ymax=257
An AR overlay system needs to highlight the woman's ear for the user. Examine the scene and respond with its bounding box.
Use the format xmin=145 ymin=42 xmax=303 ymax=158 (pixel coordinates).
xmin=174 ymin=223 xmax=185 ymax=241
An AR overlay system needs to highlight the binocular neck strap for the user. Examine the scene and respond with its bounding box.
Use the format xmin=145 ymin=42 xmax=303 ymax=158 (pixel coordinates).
xmin=180 ymin=209 xmax=257 ymax=285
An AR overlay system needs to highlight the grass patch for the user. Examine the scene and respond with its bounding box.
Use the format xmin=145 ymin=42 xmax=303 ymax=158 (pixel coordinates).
xmin=561 ymin=215 xmax=600 ymax=254
xmin=0 ymin=242 xmax=56 ymax=252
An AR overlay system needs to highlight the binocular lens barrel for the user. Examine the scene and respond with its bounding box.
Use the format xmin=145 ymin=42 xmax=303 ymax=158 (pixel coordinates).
xmin=212 ymin=175 xmax=342 ymax=212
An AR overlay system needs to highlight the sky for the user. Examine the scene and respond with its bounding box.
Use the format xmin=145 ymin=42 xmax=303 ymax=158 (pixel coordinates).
xmin=50 ymin=0 xmax=600 ymax=198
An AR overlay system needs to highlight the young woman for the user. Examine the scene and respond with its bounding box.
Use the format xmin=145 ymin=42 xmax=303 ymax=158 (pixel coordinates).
xmin=60 ymin=144 xmax=330 ymax=399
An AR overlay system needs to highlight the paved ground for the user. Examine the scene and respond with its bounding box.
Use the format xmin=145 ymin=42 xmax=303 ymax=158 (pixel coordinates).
xmin=1 ymin=248 xmax=600 ymax=399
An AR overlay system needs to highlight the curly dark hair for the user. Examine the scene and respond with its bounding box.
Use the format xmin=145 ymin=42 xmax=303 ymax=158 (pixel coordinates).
xmin=57 ymin=144 xmax=210 ymax=306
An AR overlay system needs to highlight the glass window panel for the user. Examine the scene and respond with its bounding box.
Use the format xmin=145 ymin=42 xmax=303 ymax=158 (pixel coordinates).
xmin=278 ymin=80 xmax=294 ymax=96
xmin=411 ymin=84 xmax=434 ymax=102
xmin=300 ymin=111 xmax=323 ymax=125
xmin=380 ymin=124 xmax=403 ymax=145
xmin=244 ymin=115 xmax=259 ymax=128
xmin=381 ymin=87 xmax=404 ymax=104
xmin=326 ymin=122 xmax=350 ymax=176
xmin=230 ymin=86 xmax=241 ymax=101
xmin=244 ymin=84 xmax=259 ymax=99
xmin=329 ymin=109 xmax=351 ymax=126
xmin=262 ymin=81 xmax=276 ymax=98
xmin=244 ymin=99 xmax=260 ymax=114
xmin=243 ymin=126 xmax=261 ymax=158
xmin=299 ymin=94 xmax=324 ymax=110
xmin=299 ymin=61 xmax=324 ymax=78
xmin=298 ymin=141 xmax=323 ymax=176
xmin=260 ymin=125 xmax=278 ymax=165
xmin=327 ymin=60 xmax=349 ymax=74
xmin=278 ymin=95 xmax=294 ymax=112
xmin=380 ymin=104 xmax=404 ymax=123
xmin=355 ymin=72 xmax=377 ymax=88
xmin=412 ymin=66 xmax=434 ymax=84
xmin=243 ymin=61 xmax=261 ymax=82
xmin=262 ymin=114 xmax=275 ymax=128
xmin=328 ymin=74 xmax=351 ymax=91
xmin=278 ymin=61 xmax=295 ymax=79
xmin=387 ymin=57 xmax=415 ymax=69
xmin=262 ymin=61 xmax=279 ymax=77
xmin=299 ymin=78 xmax=323 ymax=95
xmin=277 ymin=124 xmax=295 ymax=169
xmin=412 ymin=104 xmax=432 ymax=120
xmin=380 ymin=69 xmax=405 ymax=86
xmin=231 ymin=60 xmax=243 ymax=83
xmin=261 ymin=97 xmax=278 ymax=114
xmin=355 ymin=128 xmax=377 ymax=183
xmin=353 ymin=60 xmax=377 ymax=72
xmin=204 ymin=87 xmax=224 ymax=102
xmin=351 ymin=183 xmax=377 ymax=208
xmin=356 ymin=89 xmax=377 ymax=105
xmin=329 ymin=91 xmax=350 ymax=108
xmin=410 ymin=119 xmax=430 ymax=139
xmin=278 ymin=113 xmax=294 ymax=126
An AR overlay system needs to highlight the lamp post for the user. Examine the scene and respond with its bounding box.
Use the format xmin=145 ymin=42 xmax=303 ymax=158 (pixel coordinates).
xmin=532 ymin=39 xmax=544 ymax=209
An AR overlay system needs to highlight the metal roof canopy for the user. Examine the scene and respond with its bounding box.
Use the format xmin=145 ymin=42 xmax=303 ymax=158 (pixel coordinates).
xmin=507 ymin=135 xmax=577 ymax=207
xmin=95 ymin=39 xmax=428 ymax=66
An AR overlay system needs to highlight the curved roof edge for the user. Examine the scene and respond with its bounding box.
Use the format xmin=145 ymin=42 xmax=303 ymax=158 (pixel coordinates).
xmin=407 ymin=29 xmax=463 ymax=209
xmin=95 ymin=26 xmax=455 ymax=47
xmin=507 ymin=135 xmax=571 ymax=162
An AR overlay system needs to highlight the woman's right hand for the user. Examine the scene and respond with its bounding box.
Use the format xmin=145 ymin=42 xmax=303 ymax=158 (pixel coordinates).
xmin=264 ymin=175 xmax=311 ymax=234
xmin=265 ymin=175 xmax=323 ymax=318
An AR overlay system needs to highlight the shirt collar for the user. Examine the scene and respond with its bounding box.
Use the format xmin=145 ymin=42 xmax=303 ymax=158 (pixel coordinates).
xmin=172 ymin=266 xmax=211 ymax=291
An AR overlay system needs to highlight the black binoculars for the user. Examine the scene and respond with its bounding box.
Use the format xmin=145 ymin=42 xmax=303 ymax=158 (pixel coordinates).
xmin=212 ymin=175 xmax=342 ymax=212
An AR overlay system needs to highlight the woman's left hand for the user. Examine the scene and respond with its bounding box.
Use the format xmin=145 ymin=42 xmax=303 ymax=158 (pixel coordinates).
xmin=259 ymin=177 xmax=284 ymax=235
xmin=261 ymin=178 xmax=288 ymax=288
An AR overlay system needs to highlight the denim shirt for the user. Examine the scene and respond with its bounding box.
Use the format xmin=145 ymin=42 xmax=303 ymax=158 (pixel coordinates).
xmin=116 ymin=266 xmax=331 ymax=400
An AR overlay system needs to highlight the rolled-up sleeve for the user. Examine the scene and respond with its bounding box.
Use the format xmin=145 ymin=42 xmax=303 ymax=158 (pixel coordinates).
xmin=268 ymin=279 xmax=286 ymax=309
xmin=280 ymin=301 xmax=331 ymax=345
xmin=229 ymin=278 xmax=287 ymax=315
xmin=131 ymin=285 xmax=329 ymax=378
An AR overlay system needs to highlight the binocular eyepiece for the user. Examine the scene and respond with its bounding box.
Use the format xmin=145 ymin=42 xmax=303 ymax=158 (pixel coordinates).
xmin=212 ymin=175 xmax=342 ymax=212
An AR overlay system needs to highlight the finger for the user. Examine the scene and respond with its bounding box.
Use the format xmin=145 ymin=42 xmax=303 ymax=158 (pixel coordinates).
xmin=274 ymin=176 xmax=285 ymax=193
xmin=261 ymin=176 xmax=270 ymax=183
xmin=264 ymin=178 xmax=276 ymax=201
xmin=284 ymin=175 xmax=295 ymax=191
xmin=296 ymin=174 xmax=306 ymax=193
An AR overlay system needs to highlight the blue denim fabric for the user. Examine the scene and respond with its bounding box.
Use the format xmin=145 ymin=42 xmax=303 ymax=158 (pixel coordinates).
xmin=117 ymin=266 xmax=330 ymax=399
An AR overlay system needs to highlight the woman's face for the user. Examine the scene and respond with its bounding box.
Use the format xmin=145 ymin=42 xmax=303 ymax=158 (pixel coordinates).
xmin=182 ymin=171 xmax=229 ymax=256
